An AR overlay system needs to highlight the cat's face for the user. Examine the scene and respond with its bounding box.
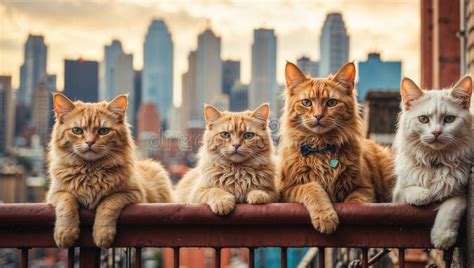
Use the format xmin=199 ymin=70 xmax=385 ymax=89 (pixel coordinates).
xmin=284 ymin=62 xmax=357 ymax=134
xmin=52 ymin=93 xmax=130 ymax=161
xmin=400 ymin=76 xmax=472 ymax=150
xmin=203 ymin=104 xmax=271 ymax=163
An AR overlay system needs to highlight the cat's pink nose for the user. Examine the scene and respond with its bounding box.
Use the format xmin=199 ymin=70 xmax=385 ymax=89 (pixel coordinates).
xmin=232 ymin=144 xmax=241 ymax=149
xmin=314 ymin=114 xmax=324 ymax=121
xmin=85 ymin=141 xmax=95 ymax=147
xmin=431 ymin=131 xmax=442 ymax=138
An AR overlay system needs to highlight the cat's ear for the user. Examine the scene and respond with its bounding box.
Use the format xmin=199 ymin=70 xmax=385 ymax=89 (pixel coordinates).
xmin=252 ymin=103 xmax=270 ymax=122
xmin=332 ymin=62 xmax=356 ymax=91
xmin=53 ymin=93 xmax=75 ymax=119
xmin=451 ymin=75 xmax=472 ymax=109
xmin=204 ymin=104 xmax=222 ymax=125
xmin=285 ymin=61 xmax=308 ymax=93
xmin=400 ymin=77 xmax=423 ymax=110
xmin=108 ymin=94 xmax=128 ymax=118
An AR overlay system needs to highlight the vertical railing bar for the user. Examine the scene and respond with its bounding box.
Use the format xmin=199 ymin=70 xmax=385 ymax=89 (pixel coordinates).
xmin=399 ymin=248 xmax=405 ymax=268
xmin=215 ymin=248 xmax=221 ymax=268
xmin=443 ymin=248 xmax=453 ymax=268
xmin=318 ymin=247 xmax=325 ymax=268
xmin=248 ymin=248 xmax=255 ymax=268
xmin=128 ymin=247 xmax=132 ymax=268
xmin=281 ymin=247 xmax=287 ymax=268
xmin=362 ymin=248 xmax=369 ymax=268
xmin=135 ymin=247 xmax=142 ymax=268
xmin=20 ymin=248 xmax=29 ymax=268
xmin=111 ymin=248 xmax=116 ymax=268
xmin=173 ymin=247 xmax=180 ymax=268
xmin=67 ymin=248 xmax=74 ymax=268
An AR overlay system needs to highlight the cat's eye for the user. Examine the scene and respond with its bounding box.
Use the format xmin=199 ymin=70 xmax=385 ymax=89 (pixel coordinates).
xmin=444 ymin=115 xmax=456 ymax=123
xmin=418 ymin=116 xmax=429 ymax=124
xmin=301 ymin=99 xmax=312 ymax=107
xmin=220 ymin=132 xmax=230 ymax=139
xmin=98 ymin=128 xmax=110 ymax=135
xmin=243 ymin=132 xmax=255 ymax=140
xmin=71 ymin=127 xmax=83 ymax=135
xmin=326 ymin=99 xmax=338 ymax=107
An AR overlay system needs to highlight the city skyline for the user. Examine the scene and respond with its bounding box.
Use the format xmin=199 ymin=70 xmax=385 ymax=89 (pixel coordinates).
xmin=0 ymin=0 xmax=420 ymax=106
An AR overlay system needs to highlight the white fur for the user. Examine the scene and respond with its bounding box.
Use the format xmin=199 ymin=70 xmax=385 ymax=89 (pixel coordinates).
xmin=393 ymin=87 xmax=473 ymax=250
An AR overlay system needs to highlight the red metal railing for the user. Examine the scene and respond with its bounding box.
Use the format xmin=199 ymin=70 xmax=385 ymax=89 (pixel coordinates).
xmin=0 ymin=203 xmax=455 ymax=267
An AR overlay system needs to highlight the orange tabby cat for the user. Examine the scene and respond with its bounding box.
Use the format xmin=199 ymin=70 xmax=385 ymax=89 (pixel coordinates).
xmin=47 ymin=93 xmax=173 ymax=248
xmin=278 ymin=62 xmax=395 ymax=234
xmin=176 ymin=104 xmax=278 ymax=215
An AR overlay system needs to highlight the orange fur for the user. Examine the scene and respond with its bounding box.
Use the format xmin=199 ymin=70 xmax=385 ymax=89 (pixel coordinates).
xmin=278 ymin=62 xmax=395 ymax=234
xmin=47 ymin=93 xmax=173 ymax=248
xmin=175 ymin=104 xmax=278 ymax=215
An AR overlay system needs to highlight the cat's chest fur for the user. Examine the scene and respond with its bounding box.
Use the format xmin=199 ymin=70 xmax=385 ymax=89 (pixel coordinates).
xmin=412 ymin=164 xmax=468 ymax=200
xmin=52 ymin=163 xmax=128 ymax=209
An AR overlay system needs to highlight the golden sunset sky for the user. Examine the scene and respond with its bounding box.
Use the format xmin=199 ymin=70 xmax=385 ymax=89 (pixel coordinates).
xmin=0 ymin=0 xmax=419 ymax=105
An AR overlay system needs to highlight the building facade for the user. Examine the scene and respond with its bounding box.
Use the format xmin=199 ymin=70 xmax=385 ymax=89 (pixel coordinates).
xmin=18 ymin=35 xmax=47 ymax=106
xmin=357 ymin=53 xmax=401 ymax=102
xmin=142 ymin=20 xmax=174 ymax=128
xmin=64 ymin=59 xmax=99 ymax=102
xmin=319 ymin=13 xmax=349 ymax=76
xmin=230 ymin=83 xmax=248 ymax=112
xmin=297 ymin=56 xmax=319 ymax=77
xmin=222 ymin=60 xmax=241 ymax=96
xmin=249 ymin=29 xmax=277 ymax=113
xmin=31 ymin=80 xmax=50 ymax=144
xmin=181 ymin=50 xmax=200 ymax=128
xmin=0 ymin=76 xmax=15 ymax=154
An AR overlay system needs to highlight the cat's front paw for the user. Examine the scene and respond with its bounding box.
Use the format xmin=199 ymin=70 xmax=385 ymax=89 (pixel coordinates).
xmin=54 ymin=225 xmax=79 ymax=248
xmin=407 ymin=188 xmax=432 ymax=206
xmin=93 ymin=225 xmax=116 ymax=249
xmin=431 ymin=227 xmax=458 ymax=250
xmin=310 ymin=208 xmax=339 ymax=234
xmin=247 ymin=190 xmax=271 ymax=204
xmin=209 ymin=195 xmax=236 ymax=215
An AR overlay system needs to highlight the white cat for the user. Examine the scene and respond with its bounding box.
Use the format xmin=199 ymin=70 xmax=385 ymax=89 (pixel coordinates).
xmin=393 ymin=76 xmax=473 ymax=250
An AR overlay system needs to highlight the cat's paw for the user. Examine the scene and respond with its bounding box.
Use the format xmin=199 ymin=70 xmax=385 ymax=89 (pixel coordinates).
xmin=209 ymin=195 xmax=236 ymax=215
xmin=431 ymin=227 xmax=457 ymax=250
xmin=310 ymin=208 xmax=339 ymax=234
xmin=247 ymin=190 xmax=271 ymax=204
xmin=407 ymin=188 xmax=432 ymax=206
xmin=54 ymin=225 xmax=79 ymax=248
xmin=93 ymin=225 xmax=116 ymax=249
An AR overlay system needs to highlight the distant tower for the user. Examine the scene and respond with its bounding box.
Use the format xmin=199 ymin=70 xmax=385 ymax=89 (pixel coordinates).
xmin=0 ymin=76 xmax=15 ymax=153
xmin=136 ymin=102 xmax=161 ymax=156
xmin=182 ymin=50 xmax=199 ymax=129
xmin=31 ymin=79 xmax=50 ymax=144
xmin=297 ymin=56 xmax=319 ymax=77
xmin=319 ymin=13 xmax=350 ymax=76
xmin=222 ymin=60 xmax=241 ymax=96
xmin=18 ymin=34 xmax=47 ymax=106
xmin=249 ymin=29 xmax=277 ymax=114
xmin=230 ymin=83 xmax=248 ymax=112
xmin=64 ymin=59 xmax=99 ymax=102
xmin=142 ymin=19 xmax=174 ymax=128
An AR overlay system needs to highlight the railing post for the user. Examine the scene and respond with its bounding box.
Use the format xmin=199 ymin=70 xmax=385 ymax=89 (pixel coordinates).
xmin=467 ymin=169 xmax=474 ymax=266
xmin=79 ymin=247 xmax=101 ymax=268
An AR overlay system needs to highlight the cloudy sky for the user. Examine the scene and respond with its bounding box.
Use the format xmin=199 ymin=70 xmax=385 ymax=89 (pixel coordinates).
xmin=0 ymin=0 xmax=419 ymax=106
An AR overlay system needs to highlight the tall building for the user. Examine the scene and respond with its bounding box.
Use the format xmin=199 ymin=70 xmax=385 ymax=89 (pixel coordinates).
xmin=136 ymin=102 xmax=161 ymax=156
xmin=0 ymin=76 xmax=15 ymax=154
xmin=182 ymin=50 xmax=200 ymax=127
xmin=17 ymin=35 xmax=47 ymax=106
xmin=31 ymin=80 xmax=50 ymax=144
xmin=357 ymin=53 xmax=402 ymax=102
xmin=319 ymin=13 xmax=350 ymax=76
xmin=46 ymin=74 xmax=56 ymax=92
xmin=133 ymin=70 xmax=142 ymax=133
xmin=222 ymin=60 xmax=241 ymax=96
xmin=249 ymin=29 xmax=277 ymax=114
xmin=297 ymin=56 xmax=319 ymax=77
xmin=196 ymin=27 xmax=223 ymax=117
xmin=142 ymin=19 xmax=174 ymax=127
xmin=230 ymin=83 xmax=248 ymax=112
xmin=421 ymin=0 xmax=460 ymax=89
xmin=64 ymin=59 xmax=99 ymax=102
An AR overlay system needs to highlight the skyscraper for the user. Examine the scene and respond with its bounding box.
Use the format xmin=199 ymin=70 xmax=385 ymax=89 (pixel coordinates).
xmin=230 ymin=83 xmax=248 ymax=112
xmin=319 ymin=13 xmax=350 ymax=76
xmin=18 ymin=34 xmax=47 ymax=106
xmin=196 ymin=27 xmax=223 ymax=115
xmin=357 ymin=53 xmax=401 ymax=102
xmin=249 ymin=29 xmax=277 ymax=113
xmin=297 ymin=56 xmax=319 ymax=77
xmin=222 ymin=60 xmax=240 ymax=96
xmin=64 ymin=59 xmax=99 ymax=102
xmin=31 ymin=80 xmax=50 ymax=144
xmin=181 ymin=50 xmax=199 ymax=128
xmin=142 ymin=19 xmax=174 ymax=128
xmin=0 ymin=76 xmax=15 ymax=154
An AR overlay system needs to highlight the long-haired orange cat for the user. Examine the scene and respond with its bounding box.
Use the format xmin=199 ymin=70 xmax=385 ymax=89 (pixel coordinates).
xmin=47 ymin=93 xmax=173 ymax=248
xmin=278 ymin=62 xmax=395 ymax=234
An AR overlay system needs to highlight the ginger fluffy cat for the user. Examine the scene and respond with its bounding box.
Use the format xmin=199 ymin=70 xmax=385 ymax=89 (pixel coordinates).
xmin=47 ymin=93 xmax=173 ymax=248
xmin=176 ymin=104 xmax=278 ymax=215
xmin=278 ymin=62 xmax=395 ymax=234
